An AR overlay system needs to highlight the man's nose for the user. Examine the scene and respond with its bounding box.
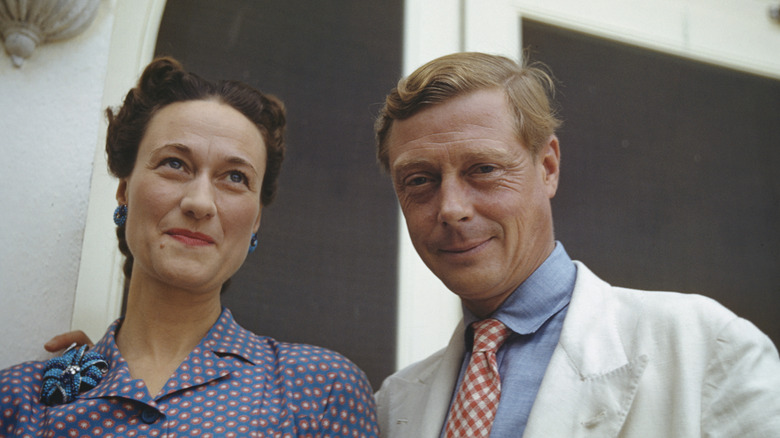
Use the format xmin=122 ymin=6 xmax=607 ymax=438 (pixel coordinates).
xmin=437 ymin=177 xmax=473 ymax=225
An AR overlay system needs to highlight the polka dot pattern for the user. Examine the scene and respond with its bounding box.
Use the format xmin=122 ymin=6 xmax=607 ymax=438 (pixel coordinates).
xmin=0 ymin=308 xmax=379 ymax=437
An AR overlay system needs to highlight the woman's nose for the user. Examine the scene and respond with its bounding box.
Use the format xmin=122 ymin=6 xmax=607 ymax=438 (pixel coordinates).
xmin=180 ymin=175 xmax=217 ymax=219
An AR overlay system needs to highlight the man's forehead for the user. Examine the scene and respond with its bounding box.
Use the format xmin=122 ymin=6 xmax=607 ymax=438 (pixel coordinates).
xmin=390 ymin=141 xmax=521 ymax=173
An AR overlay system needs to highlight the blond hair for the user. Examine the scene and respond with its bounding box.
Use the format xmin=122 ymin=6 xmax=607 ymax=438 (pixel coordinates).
xmin=375 ymin=52 xmax=561 ymax=171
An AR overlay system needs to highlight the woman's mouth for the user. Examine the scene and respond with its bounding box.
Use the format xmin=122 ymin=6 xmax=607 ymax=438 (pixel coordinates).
xmin=166 ymin=228 xmax=215 ymax=246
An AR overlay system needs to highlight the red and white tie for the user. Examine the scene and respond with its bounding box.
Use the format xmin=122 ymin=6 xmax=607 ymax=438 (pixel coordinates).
xmin=445 ymin=318 xmax=510 ymax=438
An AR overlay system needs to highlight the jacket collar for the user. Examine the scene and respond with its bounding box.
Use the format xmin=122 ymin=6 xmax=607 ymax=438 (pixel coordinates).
xmin=383 ymin=321 xmax=466 ymax=437
xmin=380 ymin=262 xmax=649 ymax=438
xmin=523 ymin=261 xmax=648 ymax=437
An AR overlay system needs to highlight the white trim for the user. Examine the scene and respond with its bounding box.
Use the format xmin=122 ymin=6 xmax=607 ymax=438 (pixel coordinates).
xmin=71 ymin=0 xmax=167 ymax=338
xmin=463 ymin=0 xmax=519 ymax=58
xmin=466 ymin=0 xmax=780 ymax=79
xmin=395 ymin=0 xmax=464 ymax=371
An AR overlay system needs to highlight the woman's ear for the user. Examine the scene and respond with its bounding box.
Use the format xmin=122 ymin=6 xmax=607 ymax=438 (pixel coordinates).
xmin=253 ymin=209 xmax=263 ymax=235
xmin=116 ymin=179 xmax=128 ymax=205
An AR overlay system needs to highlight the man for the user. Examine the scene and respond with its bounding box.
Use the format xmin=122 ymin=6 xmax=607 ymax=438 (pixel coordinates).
xmin=373 ymin=52 xmax=780 ymax=437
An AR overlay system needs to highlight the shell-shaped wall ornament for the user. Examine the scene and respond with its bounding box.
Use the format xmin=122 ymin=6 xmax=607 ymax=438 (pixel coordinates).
xmin=0 ymin=0 xmax=101 ymax=67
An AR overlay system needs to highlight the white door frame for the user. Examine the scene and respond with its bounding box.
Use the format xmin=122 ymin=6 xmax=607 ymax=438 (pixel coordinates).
xmin=72 ymin=0 xmax=167 ymax=340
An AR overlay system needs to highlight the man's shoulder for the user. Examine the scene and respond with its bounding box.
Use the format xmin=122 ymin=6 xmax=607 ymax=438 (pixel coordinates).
xmin=378 ymin=318 xmax=466 ymax=391
xmin=382 ymin=346 xmax=449 ymax=386
xmin=570 ymin=261 xmax=776 ymax=372
xmin=572 ymin=261 xmax=739 ymax=330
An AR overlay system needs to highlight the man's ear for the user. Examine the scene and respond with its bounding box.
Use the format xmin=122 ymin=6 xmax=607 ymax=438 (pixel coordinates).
xmin=540 ymin=135 xmax=560 ymax=198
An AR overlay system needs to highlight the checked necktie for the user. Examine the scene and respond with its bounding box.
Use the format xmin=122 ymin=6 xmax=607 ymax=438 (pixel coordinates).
xmin=445 ymin=318 xmax=510 ymax=438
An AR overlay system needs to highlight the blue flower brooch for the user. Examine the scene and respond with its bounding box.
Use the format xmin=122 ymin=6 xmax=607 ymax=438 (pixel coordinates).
xmin=40 ymin=344 xmax=108 ymax=406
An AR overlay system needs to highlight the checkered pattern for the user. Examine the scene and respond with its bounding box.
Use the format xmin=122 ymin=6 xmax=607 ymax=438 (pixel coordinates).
xmin=445 ymin=318 xmax=510 ymax=438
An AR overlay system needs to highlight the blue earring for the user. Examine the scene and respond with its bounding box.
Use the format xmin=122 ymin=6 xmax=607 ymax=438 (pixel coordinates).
xmin=113 ymin=205 xmax=127 ymax=227
xmin=248 ymin=233 xmax=258 ymax=254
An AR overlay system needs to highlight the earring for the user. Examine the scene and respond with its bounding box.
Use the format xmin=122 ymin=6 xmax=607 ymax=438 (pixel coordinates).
xmin=248 ymin=233 xmax=258 ymax=254
xmin=113 ymin=205 xmax=127 ymax=227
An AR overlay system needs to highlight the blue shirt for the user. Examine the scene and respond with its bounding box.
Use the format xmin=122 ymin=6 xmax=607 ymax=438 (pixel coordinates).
xmin=441 ymin=242 xmax=576 ymax=437
xmin=0 ymin=307 xmax=379 ymax=437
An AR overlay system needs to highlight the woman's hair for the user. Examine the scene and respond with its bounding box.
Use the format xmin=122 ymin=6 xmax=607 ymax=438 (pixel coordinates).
xmin=107 ymin=56 xmax=286 ymax=280
xmin=375 ymin=52 xmax=561 ymax=171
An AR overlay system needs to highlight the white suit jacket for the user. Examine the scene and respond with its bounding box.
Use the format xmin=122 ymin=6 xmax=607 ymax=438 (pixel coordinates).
xmin=376 ymin=262 xmax=780 ymax=437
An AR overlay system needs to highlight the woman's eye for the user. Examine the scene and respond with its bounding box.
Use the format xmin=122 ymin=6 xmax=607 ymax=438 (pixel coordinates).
xmin=228 ymin=171 xmax=247 ymax=184
xmin=163 ymin=158 xmax=184 ymax=170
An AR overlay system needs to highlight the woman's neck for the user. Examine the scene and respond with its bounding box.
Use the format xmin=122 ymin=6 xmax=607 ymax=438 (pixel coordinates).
xmin=115 ymin=275 xmax=223 ymax=397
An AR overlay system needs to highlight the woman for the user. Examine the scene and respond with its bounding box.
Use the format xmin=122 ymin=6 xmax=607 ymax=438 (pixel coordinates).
xmin=0 ymin=57 xmax=379 ymax=437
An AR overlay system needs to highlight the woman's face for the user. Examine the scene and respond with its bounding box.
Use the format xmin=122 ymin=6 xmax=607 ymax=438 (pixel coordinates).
xmin=117 ymin=99 xmax=266 ymax=295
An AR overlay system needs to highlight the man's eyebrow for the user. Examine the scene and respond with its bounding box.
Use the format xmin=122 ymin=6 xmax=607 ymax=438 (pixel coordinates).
xmin=392 ymin=158 xmax=434 ymax=178
xmin=458 ymin=146 xmax=515 ymax=162
xmin=393 ymin=147 xmax=513 ymax=173
xmin=393 ymin=158 xmax=428 ymax=170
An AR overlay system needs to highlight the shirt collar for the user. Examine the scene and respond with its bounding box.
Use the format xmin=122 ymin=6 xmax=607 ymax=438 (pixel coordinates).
xmin=84 ymin=307 xmax=258 ymax=402
xmin=463 ymin=242 xmax=576 ymax=339
xmin=200 ymin=307 xmax=260 ymax=365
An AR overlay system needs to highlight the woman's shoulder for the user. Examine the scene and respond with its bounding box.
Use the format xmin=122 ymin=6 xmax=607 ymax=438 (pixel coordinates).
xmin=248 ymin=334 xmax=365 ymax=376
xmin=222 ymin=311 xmax=365 ymax=375
xmin=0 ymin=361 xmax=47 ymax=428
xmin=1 ymin=360 xmax=46 ymax=393
xmin=247 ymin=334 xmax=371 ymax=385
xmin=235 ymin=335 xmax=379 ymax=435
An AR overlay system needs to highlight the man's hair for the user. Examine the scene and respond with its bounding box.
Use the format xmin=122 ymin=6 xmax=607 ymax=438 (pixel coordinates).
xmin=375 ymin=52 xmax=561 ymax=171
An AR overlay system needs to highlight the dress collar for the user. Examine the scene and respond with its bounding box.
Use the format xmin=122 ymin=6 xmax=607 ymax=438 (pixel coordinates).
xmin=83 ymin=307 xmax=258 ymax=404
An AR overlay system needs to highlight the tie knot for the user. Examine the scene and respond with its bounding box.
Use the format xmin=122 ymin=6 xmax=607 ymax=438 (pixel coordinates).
xmin=471 ymin=318 xmax=510 ymax=353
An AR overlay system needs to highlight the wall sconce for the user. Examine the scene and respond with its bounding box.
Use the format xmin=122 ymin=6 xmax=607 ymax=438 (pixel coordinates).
xmin=0 ymin=0 xmax=101 ymax=67
xmin=771 ymin=4 xmax=780 ymax=23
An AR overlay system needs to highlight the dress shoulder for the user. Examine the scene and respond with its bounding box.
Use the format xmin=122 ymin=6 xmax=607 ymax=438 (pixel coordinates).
xmin=271 ymin=339 xmax=375 ymax=394
xmin=0 ymin=361 xmax=47 ymax=436
xmin=0 ymin=360 xmax=46 ymax=399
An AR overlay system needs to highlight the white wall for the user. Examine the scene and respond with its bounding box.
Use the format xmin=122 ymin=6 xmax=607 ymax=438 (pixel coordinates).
xmin=0 ymin=0 xmax=164 ymax=369
xmin=0 ymin=1 xmax=115 ymax=369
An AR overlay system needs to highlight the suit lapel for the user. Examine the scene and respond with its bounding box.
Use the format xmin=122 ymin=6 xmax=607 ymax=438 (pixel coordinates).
xmin=384 ymin=323 xmax=466 ymax=438
xmin=523 ymin=262 xmax=648 ymax=437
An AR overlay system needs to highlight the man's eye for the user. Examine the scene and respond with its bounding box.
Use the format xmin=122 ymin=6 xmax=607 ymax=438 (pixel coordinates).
xmin=475 ymin=165 xmax=495 ymax=174
xmin=408 ymin=176 xmax=429 ymax=186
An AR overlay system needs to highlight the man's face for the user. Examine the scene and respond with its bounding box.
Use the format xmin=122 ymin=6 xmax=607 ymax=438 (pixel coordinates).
xmin=387 ymin=88 xmax=560 ymax=317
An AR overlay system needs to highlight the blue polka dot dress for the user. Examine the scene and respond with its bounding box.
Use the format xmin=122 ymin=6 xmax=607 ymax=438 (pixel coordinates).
xmin=0 ymin=308 xmax=379 ymax=437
